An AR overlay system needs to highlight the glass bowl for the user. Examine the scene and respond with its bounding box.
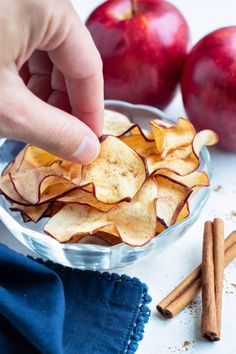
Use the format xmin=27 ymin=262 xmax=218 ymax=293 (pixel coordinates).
xmin=0 ymin=100 xmax=212 ymax=270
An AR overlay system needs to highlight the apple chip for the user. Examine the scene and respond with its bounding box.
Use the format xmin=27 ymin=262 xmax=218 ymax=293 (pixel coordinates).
xmin=103 ymin=109 xmax=134 ymax=136
xmin=10 ymin=158 xmax=81 ymax=205
xmin=10 ymin=163 xmax=74 ymax=204
xmin=58 ymin=189 xmax=117 ymax=212
xmin=156 ymin=220 xmax=166 ymax=234
xmin=192 ymin=129 xmax=218 ymax=156
xmin=155 ymin=175 xmax=192 ymax=227
xmin=2 ymin=162 xmax=13 ymax=176
xmin=45 ymin=179 xmax=157 ymax=246
xmin=11 ymin=203 xmax=50 ymax=222
xmin=21 ymin=213 xmax=31 ymax=222
xmin=156 ymin=201 xmax=190 ymax=235
xmin=175 ymin=202 xmax=190 ymax=223
xmin=172 ymin=129 xmax=218 ymax=176
xmin=156 ymin=170 xmax=209 ymax=188
xmin=121 ymin=134 xmax=193 ymax=175
xmin=20 ymin=145 xmax=62 ymax=169
xmin=47 ymin=201 xmax=65 ymax=217
xmin=9 ymin=146 xmax=29 ymax=173
xmin=120 ymin=134 xmax=156 ymax=157
xmin=80 ymin=136 xmax=147 ymax=203
xmin=14 ymin=145 xmax=82 ymax=179
xmin=151 ymin=118 xmax=196 ymax=158
xmin=93 ymin=232 xmax=122 ymax=246
xmin=130 ymin=127 xmax=154 ymax=140
xmin=39 ymin=179 xmax=76 ymax=204
xmin=99 ymin=224 xmax=119 ymax=236
xmin=129 ymin=126 xmax=155 ymax=141
xmin=68 ymin=232 xmax=121 ymax=246
xmin=0 ymin=174 xmax=27 ymax=204
xmin=150 ymin=130 xmax=217 ymax=176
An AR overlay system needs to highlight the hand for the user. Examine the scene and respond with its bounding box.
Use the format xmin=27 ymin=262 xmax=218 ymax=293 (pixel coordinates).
xmin=0 ymin=0 xmax=103 ymax=163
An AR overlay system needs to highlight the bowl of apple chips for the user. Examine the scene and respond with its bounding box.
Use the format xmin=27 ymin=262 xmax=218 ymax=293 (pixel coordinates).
xmin=0 ymin=101 xmax=217 ymax=269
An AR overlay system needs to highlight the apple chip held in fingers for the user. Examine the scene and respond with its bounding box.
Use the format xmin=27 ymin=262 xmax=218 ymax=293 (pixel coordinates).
xmin=80 ymin=136 xmax=147 ymax=204
xmin=44 ymin=179 xmax=158 ymax=246
xmin=103 ymin=109 xmax=134 ymax=136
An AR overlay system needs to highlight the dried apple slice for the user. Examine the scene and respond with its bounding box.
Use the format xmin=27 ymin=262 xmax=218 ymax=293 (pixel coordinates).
xmin=175 ymin=202 xmax=190 ymax=223
xmin=155 ymin=170 xmax=209 ymax=188
xmin=93 ymin=232 xmax=122 ymax=245
xmin=120 ymin=133 xmax=192 ymax=175
xmin=10 ymin=161 xmax=81 ymax=204
xmin=130 ymin=126 xmax=154 ymax=140
xmin=103 ymin=109 xmax=134 ymax=136
xmin=1 ymin=162 xmax=13 ymax=176
xmin=120 ymin=134 xmax=157 ymax=157
xmin=9 ymin=146 xmax=29 ymax=173
xmin=0 ymin=174 xmax=27 ymax=204
xmin=107 ymin=179 xmax=157 ymax=245
xmin=80 ymin=136 xmax=147 ymax=204
xmin=103 ymin=110 xmax=154 ymax=139
xmin=10 ymin=163 xmax=65 ymax=204
xmin=156 ymin=201 xmax=190 ymax=235
xmin=75 ymin=235 xmax=112 ymax=246
xmin=21 ymin=213 xmax=31 ymax=222
xmin=151 ymin=130 xmax=217 ymax=176
xmin=172 ymin=129 xmax=218 ymax=176
xmin=21 ymin=145 xmax=61 ymax=168
xmin=14 ymin=145 xmax=82 ymax=179
xmin=1 ymin=146 xmax=29 ymax=177
xmin=99 ymin=224 xmax=119 ymax=236
xmin=156 ymin=220 xmax=166 ymax=234
xmin=147 ymin=145 xmax=193 ymax=175
xmin=155 ymin=175 xmax=192 ymax=227
xmin=150 ymin=118 xmax=196 ymax=158
xmin=11 ymin=203 xmax=50 ymax=222
xmin=40 ymin=179 xmax=76 ymax=204
xmin=45 ymin=201 xmax=65 ymax=217
xmin=45 ymin=179 xmax=158 ymax=246
xmin=68 ymin=232 xmax=121 ymax=246
xmin=45 ymin=203 xmax=111 ymax=242
xmin=58 ymin=189 xmax=117 ymax=212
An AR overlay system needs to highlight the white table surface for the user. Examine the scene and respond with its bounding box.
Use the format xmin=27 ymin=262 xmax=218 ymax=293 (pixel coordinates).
xmin=1 ymin=1 xmax=236 ymax=353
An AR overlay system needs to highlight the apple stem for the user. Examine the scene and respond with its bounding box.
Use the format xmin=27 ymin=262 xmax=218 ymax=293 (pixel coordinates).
xmin=131 ymin=0 xmax=138 ymax=16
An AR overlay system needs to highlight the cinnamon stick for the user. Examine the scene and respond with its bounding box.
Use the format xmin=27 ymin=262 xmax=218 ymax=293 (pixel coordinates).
xmin=201 ymin=219 xmax=224 ymax=341
xmin=213 ymin=218 xmax=224 ymax=338
xmin=156 ymin=228 xmax=236 ymax=319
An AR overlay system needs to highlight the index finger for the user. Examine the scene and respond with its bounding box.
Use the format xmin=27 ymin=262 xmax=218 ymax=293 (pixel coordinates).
xmin=43 ymin=6 xmax=104 ymax=136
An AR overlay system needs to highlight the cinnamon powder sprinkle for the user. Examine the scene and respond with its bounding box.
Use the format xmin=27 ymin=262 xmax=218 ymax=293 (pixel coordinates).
xmin=182 ymin=340 xmax=191 ymax=350
xmin=213 ymin=185 xmax=222 ymax=192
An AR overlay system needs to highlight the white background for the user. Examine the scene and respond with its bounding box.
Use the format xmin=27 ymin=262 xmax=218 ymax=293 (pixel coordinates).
xmin=1 ymin=1 xmax=236 ymax=353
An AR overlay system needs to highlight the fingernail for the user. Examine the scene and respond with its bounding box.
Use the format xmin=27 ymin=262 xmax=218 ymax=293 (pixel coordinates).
xmin=71 ymin=135 xmax=100 ymax=164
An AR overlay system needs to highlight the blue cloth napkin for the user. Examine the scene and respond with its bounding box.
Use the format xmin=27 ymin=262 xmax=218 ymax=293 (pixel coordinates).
xmin=0 ymin=243 xmax=151 ymax=354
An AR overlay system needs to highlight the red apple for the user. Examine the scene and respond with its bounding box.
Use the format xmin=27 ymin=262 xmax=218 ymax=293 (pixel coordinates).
xmin=86 ymin=0 xmax=189 ymax=109
xmin=181 ymin=26 xmax=236 ymax=152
